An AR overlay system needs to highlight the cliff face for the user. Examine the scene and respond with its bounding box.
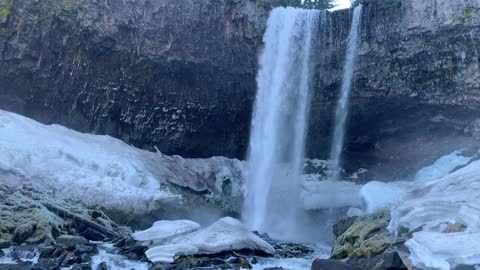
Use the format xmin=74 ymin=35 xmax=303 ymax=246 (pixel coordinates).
xmin=308 ymin=0 xmax=480 ymax=178
xmin=0 ymin=0 xmax=479 ymax=178
xmin=0 ymin=0 xmax=267 ymax=157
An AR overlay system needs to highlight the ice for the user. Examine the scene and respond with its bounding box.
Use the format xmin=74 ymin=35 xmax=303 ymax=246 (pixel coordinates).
xmin=359 ymin=181 xmax=410 ymax=214
xmin=414 ymin=150 xmax=473 ymax=183
xmin=388 ymin=159 xmax=480 ymax=270
xmin=138 ymin=217 xmax=275 ymax=263
xmin=170 ymin=217 xmax=275 ymax=254
xmin=145 ymin=244 xmax=199 ymax=263
xmin=132 ymin=220 xmax=200 ymax=245
xmin=0 ymin=110 xmax=243 ymax=213
xmin=406 ymin=232 xmax=480 ymax=270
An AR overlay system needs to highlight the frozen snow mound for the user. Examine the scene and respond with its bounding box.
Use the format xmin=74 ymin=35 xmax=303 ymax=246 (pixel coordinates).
xmin=138 ymin=217 xmax=275 ymax=263
xmin=0 ymin=110 xmax=244 ymax=213
xmin=146 ymin=244 xmax=199 ymax=263
xmin=170 ymin=217 xmax=275 ymax=254
xmin=0 ymin=110 xmax=178 ymax=212
xmin=406 ymin=232 xmax=480 ymax=270
xmin=132 ymin=220 xmax=200 ymax=246
xmin=389 ymin=159 xmax=480 ymax=270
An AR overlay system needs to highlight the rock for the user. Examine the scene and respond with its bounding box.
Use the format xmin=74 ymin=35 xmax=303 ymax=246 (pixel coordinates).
xmin=331 ymin=211 xmax=391 ymax=260
xmin=96 ymin=262 xmax=109 ymax=270
xmin=443 ymin=223 xmax=467 ymax=233
xmin=132 ymin=220 xmax=200 ymax=246
xmin=332 ymin=216 xmax=357 ymax=238
xmin=311 ymin=259 xmax=354 ymax=270
xmin=13 ymin=223 xmax=36 ymax=244
xmin=56 ymin=235 xmax=88 ymax=246
xmin=381 ymin=251 xmax=407 ymax=270
xmin=0 ymin=239 xmax=11 ymax=249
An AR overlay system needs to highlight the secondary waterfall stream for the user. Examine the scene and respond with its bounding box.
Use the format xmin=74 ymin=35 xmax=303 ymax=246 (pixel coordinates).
xmin=243 ymin=8 xmax=320 ymax=238
xmin=329 ymin=5 xmax=363 ymax=181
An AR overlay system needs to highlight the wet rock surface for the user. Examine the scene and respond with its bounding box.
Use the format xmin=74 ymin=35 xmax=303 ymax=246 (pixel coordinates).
xmin=330 ymin=210 xmax=410 ymax=270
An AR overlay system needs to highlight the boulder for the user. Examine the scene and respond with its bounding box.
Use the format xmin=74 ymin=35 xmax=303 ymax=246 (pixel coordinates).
xmin=331 ymin=211 xmax=391 ymax=260
xmin=13 ymin=223 xmax=36 ymax=244
xmin=0 ymin=240 xmax=11 ymax=249
xmin=311 ymin=259 xmax=354 ymax=270
xmin=169 ymin=217 xmax=275 ymax=255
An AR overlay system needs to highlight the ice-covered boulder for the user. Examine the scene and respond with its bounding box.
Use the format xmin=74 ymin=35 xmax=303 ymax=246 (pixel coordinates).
xmin=170 ymin=217 xmax=275 ymax=255
xmin=138 ymin=217 xmax=275 ymax=263
xmin=132 ymin=220 xmax=200 ymax=246
xmin=145 ymin=244 xmax=199 ymax=263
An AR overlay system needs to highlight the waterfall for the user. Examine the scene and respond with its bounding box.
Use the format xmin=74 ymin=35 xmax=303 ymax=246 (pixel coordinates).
xmin=243 ymin=7 xmax=320 ymax=238
xmin=329 ymin=5 xmax=363 ymax=181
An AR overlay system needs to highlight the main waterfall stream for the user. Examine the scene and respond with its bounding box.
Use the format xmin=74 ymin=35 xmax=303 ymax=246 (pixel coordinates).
xmin=243 ymin=7 xmax=321 ymax=239
xmin=329 ymin=5 xmax=363 ymax=180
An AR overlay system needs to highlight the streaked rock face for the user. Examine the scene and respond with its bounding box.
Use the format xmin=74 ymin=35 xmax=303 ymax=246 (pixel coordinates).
xmin=0 ymin=0 xmax=479 ymax=179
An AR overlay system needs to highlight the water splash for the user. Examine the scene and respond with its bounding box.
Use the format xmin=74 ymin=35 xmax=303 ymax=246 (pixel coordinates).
xmin=329 ymin=5 xmax=363 ymax=181
xmin=243 ymin=7 xmax=321 ymax=238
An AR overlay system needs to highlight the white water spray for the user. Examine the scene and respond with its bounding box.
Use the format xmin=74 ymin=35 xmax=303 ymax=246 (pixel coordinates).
xmin=242 ymin=8 xmax=320 ymax=238
xmin=329 ymin=5 xmax=363 ymax=181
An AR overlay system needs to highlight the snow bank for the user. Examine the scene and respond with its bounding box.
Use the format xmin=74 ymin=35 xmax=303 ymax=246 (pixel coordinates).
xmin=0 ymin=110 xmax=177 ymax=212
xmin=0 ymin=110 xmax=244 ymax=213
xmin=406 ymin=232 xmax=480 ymax=270
xmin=388 ymin=159 xmax=480 ymax=269
xmin=414 ymin=151 xmax=473 ymax=183
xmin=137 ymin=217 xmax=275 ymax=263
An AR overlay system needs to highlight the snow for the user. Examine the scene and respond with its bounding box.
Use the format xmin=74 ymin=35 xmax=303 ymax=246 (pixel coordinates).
xmin=0 ymin=110 xmax=244 ymax=213
xmin=388 ymin=159 xmax=480 ymax=269
xmin=132 ymin=220 xmax=200 ymax=246
xmin=145 ymin=244 xmax=199 ymax=263
xmin=414 ymin=150 xmax=473 ymax=183
xmin=359 ymin=181 xmax=410 ymax=214
xmin=0 ymin=110 xmax=177 ymax=212
xmin=406 ymin=232 xmax=480 ymax=270
xmin=137 ymin=217 xmax=275 ymax=263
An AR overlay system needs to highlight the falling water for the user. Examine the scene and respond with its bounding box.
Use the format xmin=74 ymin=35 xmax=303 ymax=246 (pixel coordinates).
xmin=329 ymin=5 xmax=363 ymax=181
xmin=243 ymin=7 xmax=320 ymax=238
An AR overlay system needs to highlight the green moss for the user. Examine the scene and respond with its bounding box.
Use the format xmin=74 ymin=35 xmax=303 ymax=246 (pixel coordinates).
xmin=331 ymin=210 xmax=392 ymax=260
xmin=447 ymin=60 xmax=454 ymax=70
xmin=0 ymin=0 xmax=12 ymax=20
xmin=460 ymin=8 xmax=472 ymax=23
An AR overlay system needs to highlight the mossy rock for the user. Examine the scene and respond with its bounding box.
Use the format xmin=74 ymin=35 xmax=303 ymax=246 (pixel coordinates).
xmin=331 ymin=210 xmax=392 ymax=260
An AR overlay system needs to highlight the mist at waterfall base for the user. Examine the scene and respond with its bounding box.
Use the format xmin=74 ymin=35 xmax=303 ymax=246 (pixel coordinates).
xmin=242 ymin=7 xmax=320 ymax=241
xmin=329 ymin=5 xmax=363 ymax=181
